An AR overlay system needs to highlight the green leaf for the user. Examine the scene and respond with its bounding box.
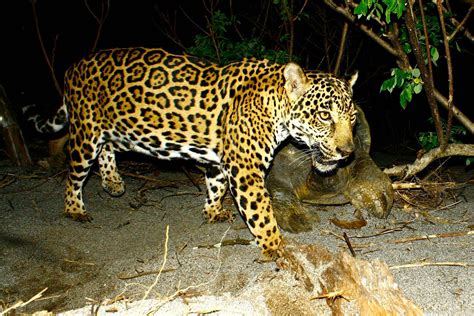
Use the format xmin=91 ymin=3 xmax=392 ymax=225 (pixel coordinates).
xmin=431 ymin=47 xmax=439 ymax=66
xmin=354 ymin=0 xmax=368 ymax=16
xmin=412 ymin=68 xmax=421 ymax=77
xmin=400 ymin=86 xmax=413 ymax=109
xmin=381 ymin=77 xmax=396 ymax=93
xmin=385 ymin=9 xmax=391 ymax=23
xmin=414 ymin=83 xmax=423 ymax=94
xmin=395 ymin=0 xmax=405 ymax=18
xmin=466 ymin=157 xmax=474 ymax=166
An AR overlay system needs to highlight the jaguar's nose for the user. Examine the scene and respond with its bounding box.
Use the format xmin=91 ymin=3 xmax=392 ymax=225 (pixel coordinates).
xmin=336 ymin=141 xmax=354 ymax=158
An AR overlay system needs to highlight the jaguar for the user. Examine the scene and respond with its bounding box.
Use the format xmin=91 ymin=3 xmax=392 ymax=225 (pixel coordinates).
xmin=268 ymin=106 xmax=394 ymax=233
xmin=25 ymin=47 xmax=358 ymax=256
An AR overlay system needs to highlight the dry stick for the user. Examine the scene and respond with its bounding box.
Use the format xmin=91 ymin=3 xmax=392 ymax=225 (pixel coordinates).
xmin=0 ymin=175 xmax=15 ymax=189
xmin=159 ymin=191 xmax=203 ymax=203
xmin=0 ymin=287 xmax=48 ymax=315
xmin=120 ymin=171 xmax=175 ymax=184
xmin=145 ymin=225 xmax=232 ymax=315
xmin=343 ymin=232 xmax=356 ymax=257
xmin=142 ymin=225 xmax=170 ymax=301
xmin=196 ymin=238 xmax=252 ymax=249
xmin=390 ymin=261 xmax=472 ymax=270
xmin=391 ymin=181 xmax=456 ymax=190
xmin=392 ymin=230 xmax=473 ymax=244
xmin=117 ymin=268 xmax=176 ymax=280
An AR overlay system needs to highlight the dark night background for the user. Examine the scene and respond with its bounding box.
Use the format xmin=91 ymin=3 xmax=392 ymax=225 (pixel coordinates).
xmin=1 ymin=0 xmax=472 ymax=155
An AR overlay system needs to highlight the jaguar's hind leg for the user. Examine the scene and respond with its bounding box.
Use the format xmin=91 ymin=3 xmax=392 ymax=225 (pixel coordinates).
xmin=203 ymin=166 xmax=234 ymax=222
xmin=98 ymin=142 xmax=125 ymax=196
xmin=64 ymin=135 xmax=102 ymax=221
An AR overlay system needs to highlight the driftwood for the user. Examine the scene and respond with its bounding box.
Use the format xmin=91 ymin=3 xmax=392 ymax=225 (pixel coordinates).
xmin=274 ymin=240 xmax=423 ymax=315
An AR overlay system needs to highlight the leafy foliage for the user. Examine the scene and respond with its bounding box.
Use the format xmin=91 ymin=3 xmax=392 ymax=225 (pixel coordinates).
xmin=398 ymin=3 xmax=442 ymax=64
xmin=418 ymin=120 xmax=473 ymax=165
xmin=380 ymin=68 xmax=423 ymax=109
xmin=354 ymin=0 xmax=405 ymax=23
xmin=188 ymin=11 xmax=291 ymax=65
xmin=419 ymin=119 xmax=467 ymax=150
xmin=356 ymin=2 xmax=462 ymax=113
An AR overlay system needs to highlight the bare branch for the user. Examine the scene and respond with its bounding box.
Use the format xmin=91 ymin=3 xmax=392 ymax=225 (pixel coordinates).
xmin=31 ymin=1 xmax=63 ymax=97
xmin=384 ymin=144 xmax=474 ymax=179
xmin=405 ymin=2 xmax=444 ymax=146
xmin=321 ymin=0 xmax=399 ymax=57
xmin=333 ymin=21 xmax=349 ymax=76
xmin=446 ymin=5 xmax=474 ymax=42
xmin=437 ymin=0 xmax=455 ymax=150
xmin=433 ymin=89 xmax=474 ymax=134
xmin=85 ymin=0 xmax=110 ymax=52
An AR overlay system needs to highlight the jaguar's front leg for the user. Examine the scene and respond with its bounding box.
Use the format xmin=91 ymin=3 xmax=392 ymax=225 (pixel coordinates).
xmin=225 ymin=165 xmax=282 ymax=258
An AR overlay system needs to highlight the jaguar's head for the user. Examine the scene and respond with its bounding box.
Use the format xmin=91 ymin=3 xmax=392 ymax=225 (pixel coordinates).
xmin=284 ymin=63 xmax=358 ymax=174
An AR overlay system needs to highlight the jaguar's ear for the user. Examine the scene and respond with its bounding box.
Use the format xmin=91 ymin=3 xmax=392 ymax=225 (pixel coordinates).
xmin=345 ymin=71 xmax=358 ymax=90
xmin=284 ymin=63 xmax=308 ymax=102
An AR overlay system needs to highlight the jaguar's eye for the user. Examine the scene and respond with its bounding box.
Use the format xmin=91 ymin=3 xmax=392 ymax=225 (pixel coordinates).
xmin=350 ymin=112 xmax=357 ymax=123
xmin=318 ymin=111 xmax=331 ymax=121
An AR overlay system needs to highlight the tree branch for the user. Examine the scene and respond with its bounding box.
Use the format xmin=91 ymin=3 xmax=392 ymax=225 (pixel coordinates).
xmin=433 ymin=89 xmax=474 ymax=134
xmin=322 ymin=0 xmax=473 ymax=135
xmin=85 ymin=0 xmax=110 ymax=52
xmin=321 ymin=0 xmax=399 ymax=57
xmin=446 ymin=4 xmax=474 ymax=42
xmin=437 ymin=0 xmax=455 ymax=151
xmin=31 ymin=1 xmax=63 ymax=98
xmin=405 ymin=2 xmax=444 ymax=146
xmin=333 ymin=21 xmax=348 ymax=76
xmin=384 ymin=144 xmax=474 ymax=179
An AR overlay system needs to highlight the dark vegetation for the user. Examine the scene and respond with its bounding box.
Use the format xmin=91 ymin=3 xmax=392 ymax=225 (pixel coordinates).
xmin=1 ymin=0 xmax=473 ymax=171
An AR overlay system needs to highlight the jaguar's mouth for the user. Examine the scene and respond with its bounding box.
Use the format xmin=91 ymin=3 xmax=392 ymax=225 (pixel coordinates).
xmin=310 ymin=144 xmax=340 ymax=174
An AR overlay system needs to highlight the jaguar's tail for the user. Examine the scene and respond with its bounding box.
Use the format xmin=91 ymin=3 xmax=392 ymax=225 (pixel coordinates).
xmin=22 ymin=101 xmax=69 ymax=134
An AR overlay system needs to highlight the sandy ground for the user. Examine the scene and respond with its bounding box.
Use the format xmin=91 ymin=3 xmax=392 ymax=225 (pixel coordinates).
xmin=0 ymin=154 xmax=473 ymax=315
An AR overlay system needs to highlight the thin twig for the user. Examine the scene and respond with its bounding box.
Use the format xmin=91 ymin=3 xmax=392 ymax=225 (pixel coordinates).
xmin=343 ymin=232 xmax=356 ymax=257
xmin=390 ymin=261 xmax=472 ymax=270
xmin=447 ymin=5 xmax=473 ymax=41
xmin=196 ymin=238 xmax=251 ymax=249
xmin=333 ymin=21 xmax=349 ymax=76
xmin=145 ymin=226 xmax=232 ymax=314
xmin=437 ymin=0 xmax=454 ymax=151
xmin=0 ymin=287 xmax=48 ymax=315
xmin=159 ymin=191 xmax=203 ymax=203
xmin=117 ymin=268 xmax=176 ymax=280
xmin=31 ymin=1 xmax=62 ymax=97
xmin=142 ymin=225 xmax=170 ymax=301
xmin=392 ymin=230 xmax=473 ymax=244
